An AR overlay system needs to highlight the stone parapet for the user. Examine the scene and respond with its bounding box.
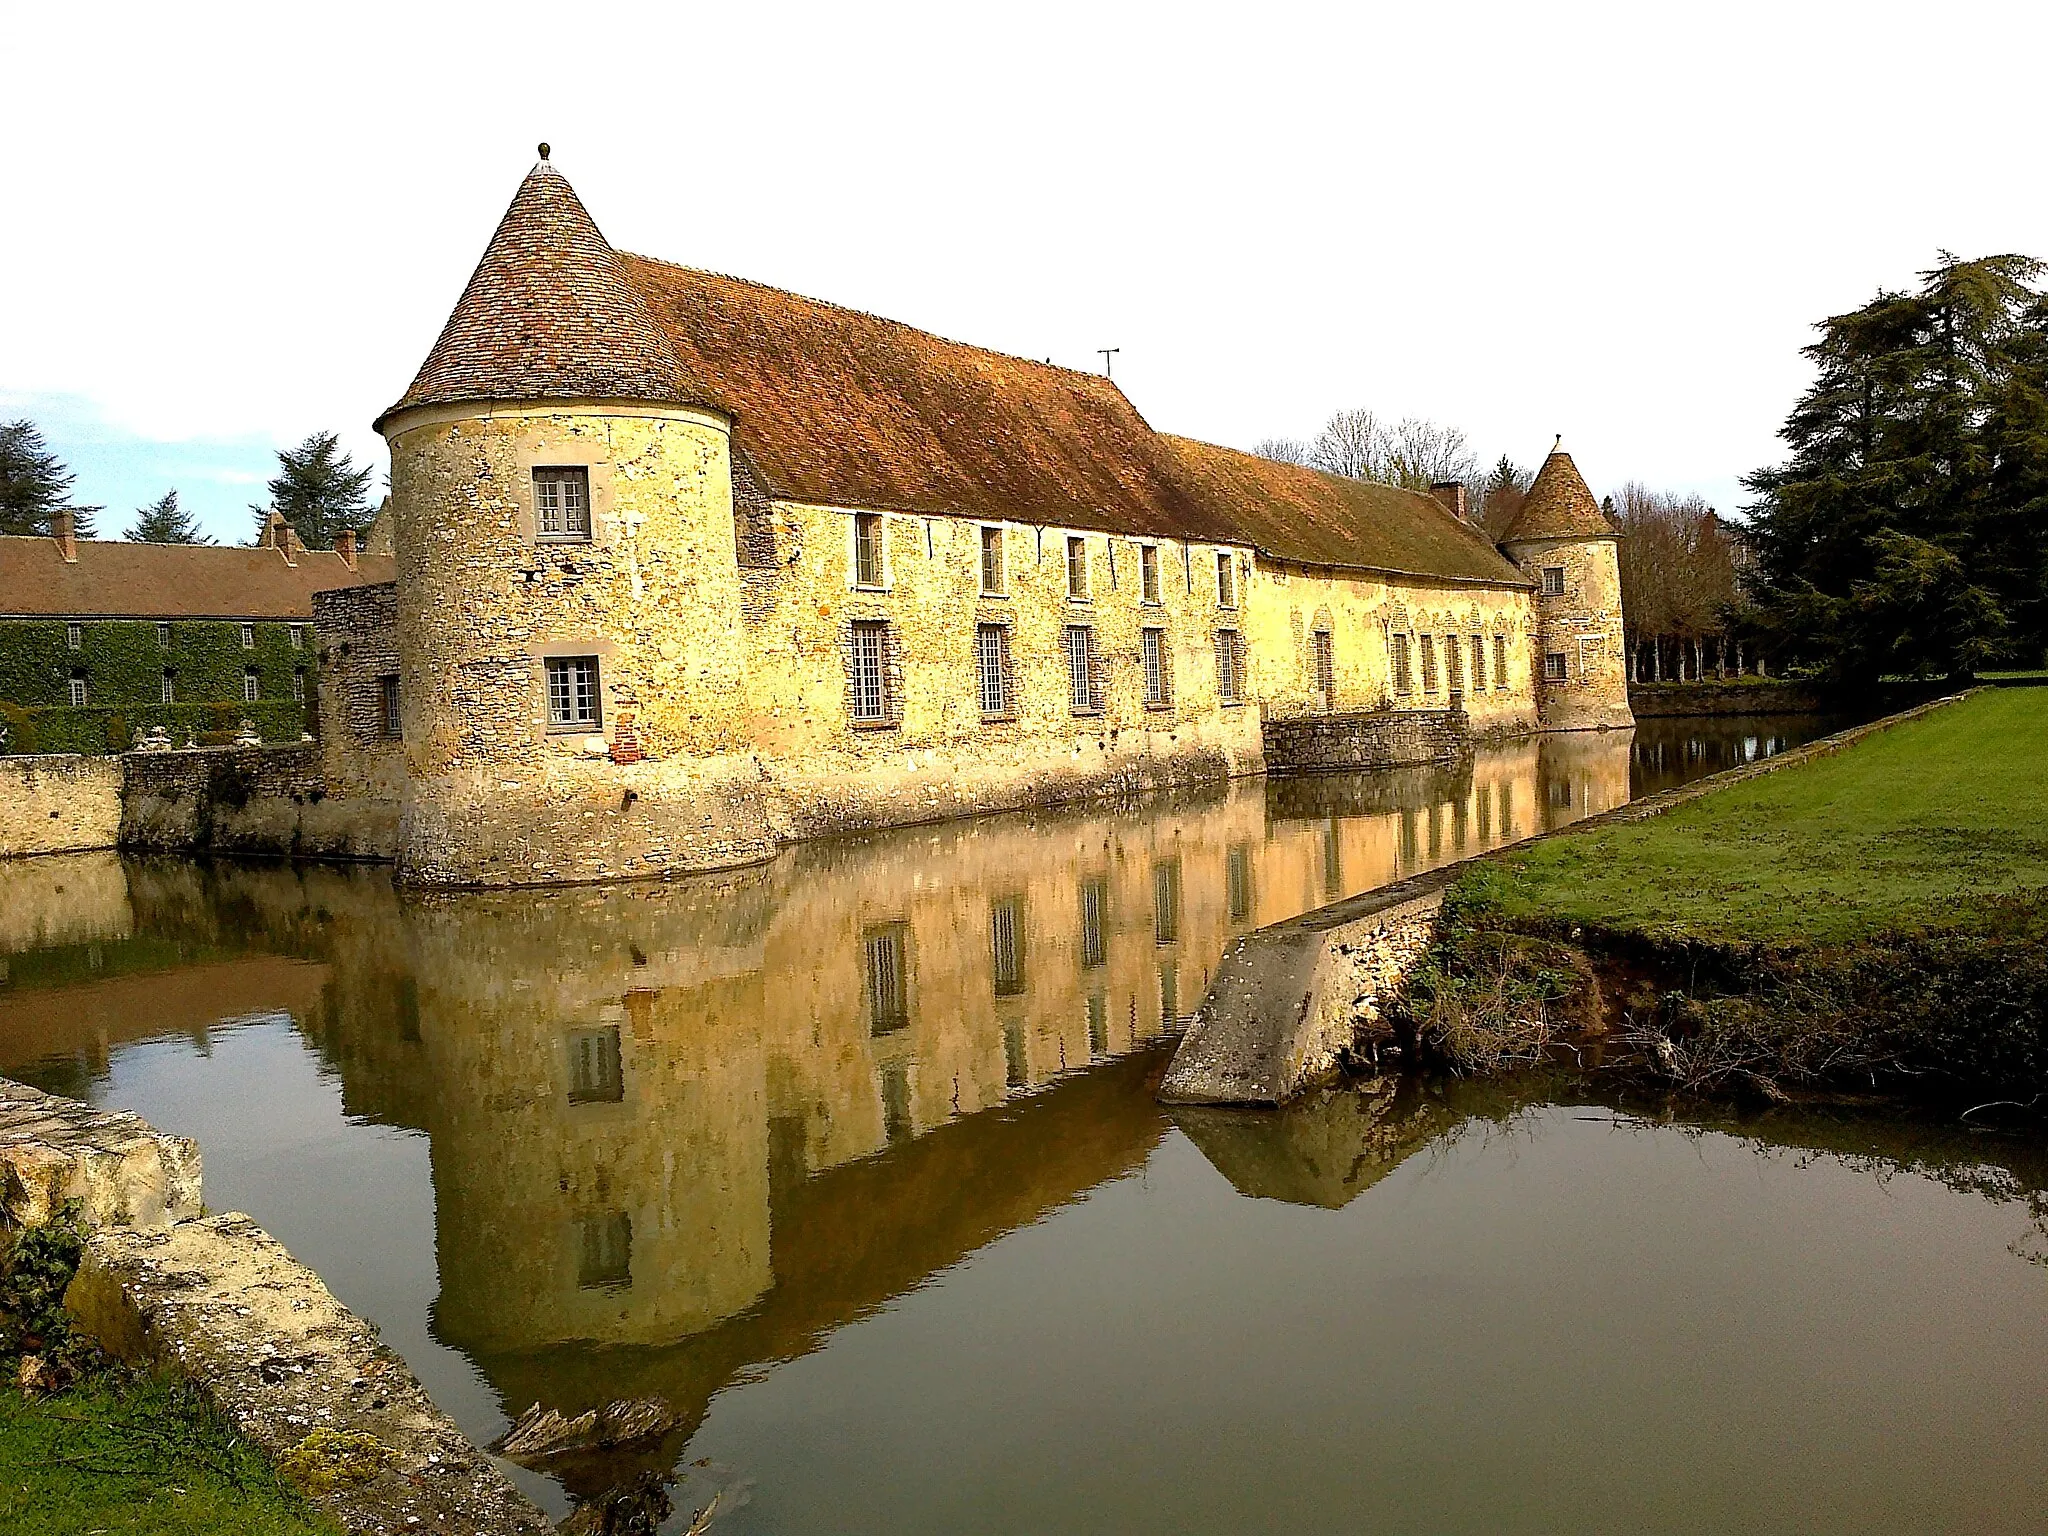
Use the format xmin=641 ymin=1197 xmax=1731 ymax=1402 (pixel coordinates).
xmin=0 ymin=1077 xmax=201 ymax=1229
xmin=120 ymin=743 xmax=397 ymax=862
xmin=1261 ymin=706 xmax=1470 ymax=776
xmin=0 ymin=754 xmax=123 ymax=858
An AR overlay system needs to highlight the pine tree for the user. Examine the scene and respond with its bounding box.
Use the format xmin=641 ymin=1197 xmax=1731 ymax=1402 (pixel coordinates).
xmin=248 ymin=431 xmax=374 ymax=549
xmin=1743 ymin=253 xmax=2048 ymax=680
xmin=0 ymin=419 xmax=77 ymax=537
xmin=126 ymin=489 xmax=214 ymax=544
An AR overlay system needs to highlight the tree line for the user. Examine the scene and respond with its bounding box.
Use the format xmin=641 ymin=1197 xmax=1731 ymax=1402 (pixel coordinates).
xmin=0 ymin=421 xmax=376 ymax=549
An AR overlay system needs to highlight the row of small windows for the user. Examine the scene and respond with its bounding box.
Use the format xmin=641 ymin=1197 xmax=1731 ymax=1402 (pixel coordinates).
xmin=845 ymin=619 xmax=1245 ymax=726
xmin=1390 ymin=632 xmax=1513 ymax=698
xmin=63 ymin=622 xmax=304 ymax=650
xmin=857 ymin=511 xmax=1242 ymax=609
xmin=64 ymin=669 xmax=302 ymax=707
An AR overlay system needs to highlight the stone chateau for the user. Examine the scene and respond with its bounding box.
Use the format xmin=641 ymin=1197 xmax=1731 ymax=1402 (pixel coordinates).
xmin=317 ymin=149 xmax=1631 ymax=887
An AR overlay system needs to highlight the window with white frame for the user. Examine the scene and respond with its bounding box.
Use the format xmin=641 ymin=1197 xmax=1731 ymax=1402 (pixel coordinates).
xmin=848 ymin=621 xmax=889 ymax=723
xmin=1542 ymin=566 xmax=1566 ymax=597
xmin=546 ymin=655 xmax=602 ymax=729
xmin=240 ymin=623 xmax=255 ymax=649
xmin=535 ymin=467 xmax=592 ymax=541
xmin=1140 ymin=544 xmax=1161 ymax=604
xmin=975 ymin=623 xmax=1013 ymax=718
xmin=1142 ymin=627 xmax=1170 ymax=706
xmin=66 ymin=622 xmax=82 ymax=650
xmin=156 ymin=623 xmax=171 ymax=649
xmin=1214 ymin=629 xmax=1244 ymax=703
xmin=243 ymin=670 xmax=260 ymax=703
xmin=289 ymin=625 xmax=304 ymax=650
xmin=855 ymin=512 xmax=886 ymax=587
xmin=377 ymin=675 xmax=400 ymax=738
xmin=1066 ymin=536 xmax=1089 ymax=600
xmin=292 ymin=671 xmax=305 ymax=702
xmin=161 ymin=671 xmax=175 ymax=705
xmin=1544 ymin=651 xmax=1569 ymax=682
xmin=1065 ymin=624 xmax=1099 ymax=712
xmin=68 ymin=674 xmax=86 ymax=707
xmin=1216 ymin=551 xmax=1237 ymax=608
xmin=979 ymin=525 xmax=1005 ymax=594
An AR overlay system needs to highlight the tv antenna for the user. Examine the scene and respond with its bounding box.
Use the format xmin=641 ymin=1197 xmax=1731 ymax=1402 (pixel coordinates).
xmin=1098 ymin=348 xmax=1120 ymax=379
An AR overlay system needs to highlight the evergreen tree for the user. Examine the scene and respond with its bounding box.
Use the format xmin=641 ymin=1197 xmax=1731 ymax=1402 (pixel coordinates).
xmin=0 ymin=418 xmax=77 ymax=537
xmin=248 ymin=431 xmax=374 ymax=549
xmin=1743 ymin=253 xmax=2048 ymax=680
xmin=126 ymin=489 xmax=213 ymax=544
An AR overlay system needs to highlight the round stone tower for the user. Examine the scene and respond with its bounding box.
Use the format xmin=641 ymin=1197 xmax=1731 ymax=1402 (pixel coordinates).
xmin=1499 ymin=442 xmax=1634 ymax=732
xmin=373 ymin=149 xmax=771 ymax=886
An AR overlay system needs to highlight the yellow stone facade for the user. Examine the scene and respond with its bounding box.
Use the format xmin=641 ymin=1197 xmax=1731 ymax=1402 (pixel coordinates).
xmin=1504 ymin=532 xmax=1634 ymax=731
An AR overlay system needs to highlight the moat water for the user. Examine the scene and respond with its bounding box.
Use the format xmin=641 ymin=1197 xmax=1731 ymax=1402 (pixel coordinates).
xmin=6 ymin=715 xmax=2047 ymax=1533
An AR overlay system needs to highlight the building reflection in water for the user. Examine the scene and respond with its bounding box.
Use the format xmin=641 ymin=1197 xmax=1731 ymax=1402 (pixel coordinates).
xmin=0 ymin=719 xmax=1839 ymax=1497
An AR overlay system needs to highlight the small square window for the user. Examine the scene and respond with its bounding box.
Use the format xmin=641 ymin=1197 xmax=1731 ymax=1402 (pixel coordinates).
xmin=66 ymin=622 xmax=82 ymax=650
xmin=68 ymin=674 xmax=87 ymax=707
xmin=243 ymin=670 xmax=260 ymax=703
xmin=979 ymin=526 xmax=1005 ymax=594
xmin=1542 ymin=566 xmax=1566 ymax=597
xmin=1140 ymin=544 xmax=1161 ymax=604
xmin=535 ymin=466 xmax=592 ymax=541
xmin=289 ymin=625 xmax=304 ymax=650
xmin=1066 ymin=536 xmax=1090 ymax=600
xmin=1216 ymin=551 xmax=1237 ymax=609
xmin=156 ymin=623 xmax=171 ymax=649
xmin=855 ymin=512 xmax=886 ymax=587
xmin=1545 ymin=652 xmax=1569 ymax=682
xmin=240 ymin=623 xmax=255 ymax=649
xmin=377 ymin=674 xmax=401 ymax=739
xmin=545 ymin=655 xmax=602 ymax=730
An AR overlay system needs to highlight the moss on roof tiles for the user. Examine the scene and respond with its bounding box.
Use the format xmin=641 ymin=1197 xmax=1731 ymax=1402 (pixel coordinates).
xmin=1502 ymin=447 xmax=1617 ymax=543
xmin=0 ymin=538 xmax=394 ymax=620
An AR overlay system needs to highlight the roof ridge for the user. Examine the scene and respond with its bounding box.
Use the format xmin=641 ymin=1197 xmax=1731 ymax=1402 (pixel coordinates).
xmin=618 ymin=251 xmax=1127 ymax=392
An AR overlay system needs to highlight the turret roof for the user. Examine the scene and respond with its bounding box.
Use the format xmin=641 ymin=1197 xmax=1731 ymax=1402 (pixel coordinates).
xmin=1501 ymin=443 xmax=1617 ymax=543
xmin=377 ymin=156 xmax=703 ymax=428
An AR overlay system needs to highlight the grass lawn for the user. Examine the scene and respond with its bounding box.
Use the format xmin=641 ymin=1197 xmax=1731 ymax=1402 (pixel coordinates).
xmin=0 ymin=1372 xmax=339 ymax=1536
xmin=1469 ymin=688 xmax=2048 ymax=948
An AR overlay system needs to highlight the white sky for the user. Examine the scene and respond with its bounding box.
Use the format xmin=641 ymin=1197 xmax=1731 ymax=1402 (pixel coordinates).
xmin=6 ymin=0 xmax=2046 ymax=543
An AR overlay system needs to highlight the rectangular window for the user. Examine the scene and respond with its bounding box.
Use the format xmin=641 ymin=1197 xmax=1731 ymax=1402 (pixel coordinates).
xmin=1140 ymin=544 xmax=1161 ymax=604
xmin=1214 ymin=630 xmax=1244 ymax=703
xmin=289 ymin=625 xmax=304 ymax=650
xmin=980 ymin=525 xmax=1005 ymax=594
xmin=864 ymin=923 xmax=911 ymax=1035
xmin=1447 ymin=630 xmax=1464 ymax=692
xmin=855 ymin=511 xmax=886 ymax=587
xmin=975 ymin=623 xmax=1013 ymax=718
xmin=240 ymin=623 xmax=255 ymax=649
xmin=1421 ymin=635 xmax=1439 ymax=693
xmin=576 ymin=1211 xmax=632 ymax=1290
xmin=156 ymin=622 xmax=171 ymax=649
xmin=1216 ymin=551 xmax=1237 ymax=608
xmin=1471 ymin=634 xmax=1487 ymax=691
xmin=1312 ymin=630 xmax=1335 ymax=704
xmin=545 ymin=655 xmax=602 ymax=729
xmin=1079 ymin=878 xmax=1107 ymax=970
xmin=1004 ymin=1023 xmax=1027 ymax=1088
xmin=377 ymin=674 xmax=401 ymax=739
xmin=1495 ymin=633 xmax=1509 ymax=688
xmin=1392 ymin=632 xmax=1413 ymax=695
xmin=1542 ymin=566 xmax=1566 ymax=597
xmin=1066 ymin=535 xmax=1089 ymax=600
xmin=1159 ymin=961 xmax=1179 ymax=1028
xmin=849 ymin=621 xmax=889 ymax=723
xmin=1152 ymin=858 xmax=1182 ymax=946
xmin=1227 ymin=843 xmax=1254 ymax=925
xmin=567 ymin=1025 xmax=624 ymax=1104
xmin=1545 ymin=651 xmax=1569 ymax=682
xmin=292 ymin=671 xmax=305 ymax=702
xmin=1142 ymin=628 xmax=1169 ymax=706
xmin=243 ymin=670 xmax=260 ymax=703
xmin=1065 ymin=625 xmax=1099 ymax=713
xmin=880 ymin=1059 xmax=913 ymax=1143
xmin=535 ymin=466 xmax=592 ymax=541
xmin=67 ymin=675 xmax=86 ymax=707
xmin=161 ymin=671 xmax=175 ymax=705
xmin=66 ymin=622 xmax=82 ymax=650
xmin=1087 ymin=991 xmax=1108 ymax=1057
xmin=991 ymin=896 xmax=1026 ymax=998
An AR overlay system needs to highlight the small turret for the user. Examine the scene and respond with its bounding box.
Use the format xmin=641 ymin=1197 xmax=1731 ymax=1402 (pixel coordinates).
xmin=1500 ymin=441 xmax=1633 ymax=731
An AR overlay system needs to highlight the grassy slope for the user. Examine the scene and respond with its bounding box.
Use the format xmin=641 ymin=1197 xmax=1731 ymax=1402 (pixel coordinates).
xmin=0 ymin=1375 xmax=340 ymax=1536
xmin=1473 ymin=689 xmax=2048 ymax=947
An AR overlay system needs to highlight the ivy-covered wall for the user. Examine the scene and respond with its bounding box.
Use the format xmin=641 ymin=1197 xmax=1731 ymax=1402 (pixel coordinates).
xmin=0 ymin=618 xmax=318 ymax=754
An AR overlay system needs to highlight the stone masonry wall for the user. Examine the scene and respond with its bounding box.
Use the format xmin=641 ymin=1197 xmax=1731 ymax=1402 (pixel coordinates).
xmin=1504 ymin=534 xmax=1633 ymax=731
xmin=311 ymin=580 xmax=406 ymax=801
xmin=120 ymin=744 xmax=396 ymax=861
xmin=1262 ymin=707 xmax=1471 ymax=776
xmin=0 ymin=754 xmax=123 ymax=857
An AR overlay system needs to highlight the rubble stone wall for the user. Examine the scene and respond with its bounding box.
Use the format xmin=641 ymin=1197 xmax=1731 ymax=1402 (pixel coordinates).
xmin=0 ymin=754 xmax=123 ymax=857
xmin=1262 ymin=706 xmax=1471 ymax=775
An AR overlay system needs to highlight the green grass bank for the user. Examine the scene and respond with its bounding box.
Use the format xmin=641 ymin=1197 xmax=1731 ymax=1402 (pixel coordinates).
xmin=1402 ymin=690 xmax=2048 ymax=1102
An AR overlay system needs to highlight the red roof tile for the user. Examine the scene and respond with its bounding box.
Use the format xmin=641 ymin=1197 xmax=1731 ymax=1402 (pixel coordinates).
xmin=1501 ymin=446 xmax=1616 ymax=543
xmin=0 ymin=537 xmax=396 ymax=620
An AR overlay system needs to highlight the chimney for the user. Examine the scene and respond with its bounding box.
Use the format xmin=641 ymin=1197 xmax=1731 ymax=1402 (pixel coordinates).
xmin=1429 ymin=482 xmax=1469 ymax=522
xmin=53 ymin=508 xmax=77 ymax=563
xmin=335 ymin=527 xmax=357 ymax=570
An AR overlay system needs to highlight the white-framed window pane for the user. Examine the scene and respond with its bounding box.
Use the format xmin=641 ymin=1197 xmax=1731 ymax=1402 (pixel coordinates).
xmin=68 ymin=676 xmax=87 ymax=706
xmin=850 ymin=622 xmax=887 ymax=722
xmin=243 ymin=671 xmax=259 ymax=702
xmin=1313 ymin=631 xmax=1334 ymax=700
xmin=1066 ymin=626 xmax=1094 ymax=711
xmin=157 ymin=623 xmax=171 ymax=649
xmin=1142 ymin=629 xmax=1166 ymax=705
xmin=240 ymin=624 xmax=254 ymax=648
xmin=856 ymin=513 xmax=885 ymax=586
xmin=980 ymin=526 xmax=1004 ymax=593
xmin=1215 ymin=631 xmax=1241 ymax=702
xmin=1066 ymin=537 xmax=1087 ymax=598
xmin=1542 ymin=566 xmax=1566 ymax=596
xmin=161 ymin=672 xmax=175 ymax=704
xmin=66 ymin=622 xmax=82 ymax=649
xmin=976 ymin=624 xmax=1010 ymax=716
xmin=1141 ymin=545 xmax=1160 ymax=603
xmin=1216 ymin=551 xmax=1236 ymax=607
xmin=289 ymin=625 xmax=304 ymax=649
xmin=536 ymin=467 xmax=591 ymax=540
xmin=546 ymin=656 xmax=601 ymax=727
xmin=1545 ymin=652 xmax=1569 ymax=682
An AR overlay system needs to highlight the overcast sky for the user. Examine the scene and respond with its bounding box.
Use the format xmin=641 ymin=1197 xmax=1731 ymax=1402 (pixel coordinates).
xmin=6 ymin=0 xmax=2045 ymax=544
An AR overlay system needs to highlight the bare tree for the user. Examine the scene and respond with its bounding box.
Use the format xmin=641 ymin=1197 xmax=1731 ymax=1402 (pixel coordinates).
xmin=1253 ymin=437 xmax=1313 ymax=466
xmin=1613 ymin=483 xmax=1747 ymax=682
xmin=1306 ymin=408 xmax=1386 ymax=481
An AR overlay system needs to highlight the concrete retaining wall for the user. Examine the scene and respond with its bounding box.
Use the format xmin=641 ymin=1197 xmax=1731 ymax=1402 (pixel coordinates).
xmin=1262 ymin=706 xmax=1470 ymax=776
xmin=0 ymin=755 xmax=123 ymax=857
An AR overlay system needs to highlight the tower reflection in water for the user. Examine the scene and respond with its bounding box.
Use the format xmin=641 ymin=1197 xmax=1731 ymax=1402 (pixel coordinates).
xmin=0 ymin=721 xmax=1807 ymax=1500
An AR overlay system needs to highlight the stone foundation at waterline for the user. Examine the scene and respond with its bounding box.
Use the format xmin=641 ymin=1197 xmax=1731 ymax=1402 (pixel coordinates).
xmin=1262 ymin=707 xmax=1471 ymax=776
xmin=0 ymin=755 xmax=122 ymax=857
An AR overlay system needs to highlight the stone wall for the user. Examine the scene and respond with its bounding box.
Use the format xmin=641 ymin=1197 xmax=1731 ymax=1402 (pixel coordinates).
xmin=120 ymin=744 xmax=397 ymax=861
xmin=0 ymin=754 xmax=123 ymax=857
xmin=1629 ymin=679 xmax=1825 ymax=716
xmin=1262 ymin=706 xmax=1470 ymax=776
xmin=1504 ymin=533 xmax=1634 ymax=730
xmin=311 ymin=580 xmax=406 ymax=801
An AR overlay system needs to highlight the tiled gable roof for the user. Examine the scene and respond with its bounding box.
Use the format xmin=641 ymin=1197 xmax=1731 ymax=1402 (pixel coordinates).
xmin=1501 ymin=446 xmax=1617 ymax=543
xmin=0 ymin=537 xmax=395 ymax=620
xmin=377 ymin=159 xmax=703 ymax=429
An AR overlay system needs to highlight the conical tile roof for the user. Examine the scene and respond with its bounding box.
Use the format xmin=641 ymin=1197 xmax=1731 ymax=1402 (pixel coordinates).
xmin=377 ymin=156 xmax=705 ymax=429
xmin=1501 ymin=442 xmax=1617 ymax=542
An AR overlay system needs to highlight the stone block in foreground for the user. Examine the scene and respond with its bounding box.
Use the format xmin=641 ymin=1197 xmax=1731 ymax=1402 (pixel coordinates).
xmin=0 ymin=1077 xmax=201 ymax=1229
xmin=1159 ymin=874 xmax=1449 ymax=1106
xmin=68 ymin=1214 xmax=552 ymax=1536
